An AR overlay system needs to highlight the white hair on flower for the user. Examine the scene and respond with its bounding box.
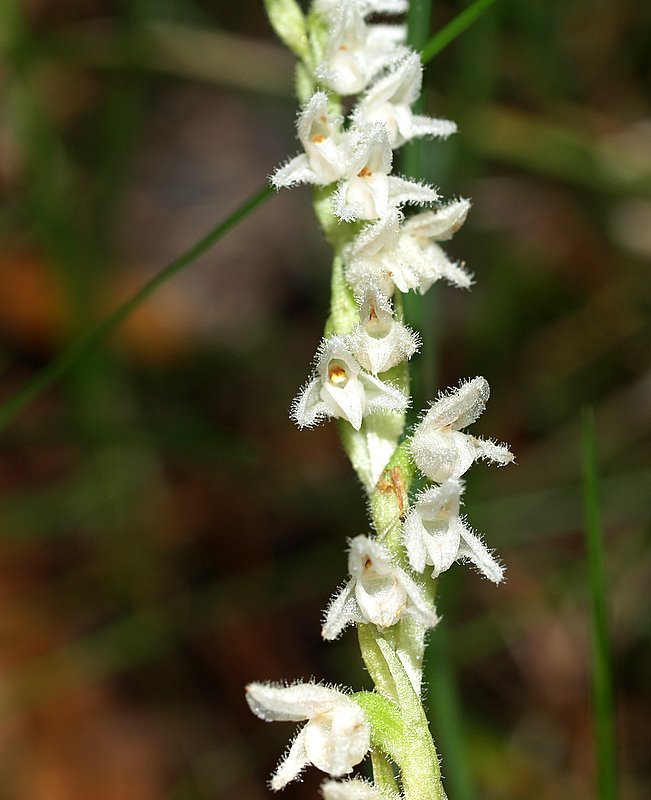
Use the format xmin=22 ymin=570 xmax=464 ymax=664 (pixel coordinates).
xmin=411 ymin=376 xmax=514 ymax=483
xmin=322 ymin=535 xmax=439 ymax=640
xmin=321 ymin=776 xmax=397 ymax=800
xmin=246 ymin=681 xmax=370 ymax=790
xmin=333 ymin=124 xmax=438 ymax=222
xmin=348 ymin=285 xmax=420 ymax=374
xmin=403 ymin=479 xmax=504 ymax=582
xmin=291 ymin=335 xmax=408 ymax=431
xmin=353 ymin=51 xmax=457 ymax=149
xmin=316 ymin=0 xmax=407 ymax=96
xmin=272 ymin=91 xmax=348 ymax=188
xmin=344 ymin=199 xmax=472 ymax=295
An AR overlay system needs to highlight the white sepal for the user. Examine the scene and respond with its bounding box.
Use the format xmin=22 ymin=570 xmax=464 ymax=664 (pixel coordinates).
xmin=316 ymin=2 xmax=407 ymax=96
xmin=410 ymin=377 xmax=514 ymax=483
xmin=272 ymin=92 xmax=348 ymax=188
xmin=291 ymin=336 xmax=408 ymax=430
xmin=348 ymin=286 xmax=420 ymax=373
xmin=322 ymin=777 xmax=394 ymax=800
xmin=322 ymin=535 xmax=439 ymax=639
xmin=403 ymin=480 xmax=504 ymax=582
xmin=246 ymin=681 xmax=370 ymax=790
xmin=314 ymin=0 xmax=408 ymax=16
xmin=344 ymin=200 xmax=469 ymax=296
xmin=354 ymin=52 xmax=457 ymax=148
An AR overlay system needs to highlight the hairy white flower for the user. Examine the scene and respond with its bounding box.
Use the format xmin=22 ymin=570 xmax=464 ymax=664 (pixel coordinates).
xmin=316 ymin=1 xmax=407 ymax=96
xmin=322 ymin=535 xmax=439 ymax=639
xmin=343 ymin=200 xmax=471 ymax=295
xmin=348 ymin=287 xmax=419 ymax=373
xmin=272 ymin=92 xmax=348 ymax=188
xmin=411 ymin=376 xmax=514 ymax=483
xmin=398 ymin=198 xmax=473 ymax=292
xmin=246 ymin=682 xmax=370 ymax=790
xmin=291 ymin=335 xmax=408 ymax=430
xmin=333 ymin=125 xmax=438 ymax=221
xmin=322 ymin=777 xmax=394 ymax=800
xmin=354 ymin=52 xmax=457 ymax=148
xmin=403 ymin=479 xmax=504 ymax=582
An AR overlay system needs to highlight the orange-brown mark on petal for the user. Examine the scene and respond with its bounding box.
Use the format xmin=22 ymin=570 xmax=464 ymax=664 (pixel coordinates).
xmin=363 ymin=557 xmax=373 ymax=570
xmin=339 ymin=44 xmax=349 ymax=51
xmin=328 ymin=363 xmax=348 ymax=386
xmin=357 ymin=166 xmax=372 ymax=178
xmin=312 ymin=134 xmax=326 ymax=144
xmin=369 ymin=304 xmax=379 ymax=321
xmin=319 ymin=114 xmax=327 ymax=123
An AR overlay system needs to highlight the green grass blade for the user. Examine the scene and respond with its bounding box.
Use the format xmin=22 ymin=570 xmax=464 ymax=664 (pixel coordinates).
xmin=0 ymin=184 xmax=274 ymax=433
xmin=422 ymin=0 xmax=499 ymax=64
xmin=581 ymin=408 xmax=618 ymax=800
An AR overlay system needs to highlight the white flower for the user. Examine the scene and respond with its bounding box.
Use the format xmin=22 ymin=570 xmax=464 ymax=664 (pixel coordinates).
xmin=316 ymin=1 xmax=407 ymax=96
xmin=403 ymin=479 xmax=504 ymax=582
xmin=246 ymin=681 xmax=370 ymax=790
xmin=398 ymin=198 xmax=473 ymax=291
xmin=354 ymin=52 xmax=457 ymax=148
xmin=322 ymin=535 xmax=439 ymax=639
xmin=333 ymin=124 xmax=438 ymax=222
xmin=291 ymin=335 xmax=408 ymax=430
xmin=348 ymin=286 xmax=419 ymax=373
xmin=322 ymin=777 xmax=393 ymax=800
xmin=272 ymin=92 xmax=348 ymax=188
xmin=410 ymin=376 xmax=514 ymax=483
xmin=343 ymin=200 xmax=472 ymax=295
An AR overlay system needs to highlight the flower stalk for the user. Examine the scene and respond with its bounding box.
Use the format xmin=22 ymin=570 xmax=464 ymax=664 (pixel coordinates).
xmin=247 ymin=2 xmax=513 ymax=798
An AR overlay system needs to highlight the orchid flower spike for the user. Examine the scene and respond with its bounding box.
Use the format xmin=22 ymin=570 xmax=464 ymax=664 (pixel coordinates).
xmin=272 ymin=92 xmax=348 ymax=188
xmin=343 ymin=200 xmax=471 ymax=295
xmin=246 ymin=682 xmax=370 ymax=790
xmin=333 ymin=124 xmax=438 ymax=222
xmin=348 ymin=286 xmax=420 ymax=374
xmin=354 ymin=52 xmax=457 ymax=148
xmin=411 ymin=376 xmax=514 ymax=483
xmin=322 ymin=535 xmax=439 ymax=640
xmin=316 ymin=1 xmax=407 ymax=96
xmin=291 ymin=335 xmax=408 ymax=430
xmin=403 ymin=479 xmax=504 ymax=582
xmin=322 ymin=777 xmax=396 ymax=800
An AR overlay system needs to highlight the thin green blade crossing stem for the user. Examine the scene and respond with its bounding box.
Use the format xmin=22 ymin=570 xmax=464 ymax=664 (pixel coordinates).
xmin=0 ymin=184 xmax=274 ymax=433
xmin=581 ymin=408 xmax=618 ymax=800
xmin=422 ymin=0 xmax=499 ymax=64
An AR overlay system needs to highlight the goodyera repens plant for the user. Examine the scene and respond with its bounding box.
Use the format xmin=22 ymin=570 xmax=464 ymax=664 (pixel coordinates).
xmin=246 ymin=2 xmax=514 ymax=799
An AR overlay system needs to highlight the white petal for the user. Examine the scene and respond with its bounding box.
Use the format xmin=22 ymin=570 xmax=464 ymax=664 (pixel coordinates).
xmin=458 ymin=522 xmax=504 ymax=583
xmin=321 ymin=378 xmax=367 ymax=430
xmin=272 ymin=154 xmax=318 ymax=188
xmin=408 ymin=114 xmax=458 ymax=140
xmin=394 ymin=566 xmax=440 ymax=628
xmin=322 ymin=777 xmax=387 ymax=800
xmin=306 ymin=702 xmax=370 ymax=776
xmin=403 ymin=508 xmax=428 ymax=573
xmin=423 ymin=516 xmax=463 ymax=577
xmin=411 ymin=428 xmax=477 ymax=482
xmin=388 ymin=175 xmax=439 ymax=207
xmin=246 ymin=682 xmax=342 ymax=722
xmin=271 ymin=727 xmax=311 ymax=790
xmin=424 ymin=376 xmax=490 ymax=430
xmin=472 ymin=436 xmax=515 ymax=466
xmin=403 ymin=198 xmax=471 ymax=241
xmin=360 ymin=372 xmax=408 ymax=414
xmin=322 ymin=580 xmax=360 ymax=640
xmin=291 ymin=377 xmax=329 ymax=428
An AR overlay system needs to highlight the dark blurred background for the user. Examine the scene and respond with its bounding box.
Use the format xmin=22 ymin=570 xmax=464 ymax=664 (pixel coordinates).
xmin=0 ymin=1 xmax=649 ymax=798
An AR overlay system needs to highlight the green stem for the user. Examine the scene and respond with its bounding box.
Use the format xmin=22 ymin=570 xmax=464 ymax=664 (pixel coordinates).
xmin=0 ymin=184 xmax=274 ymax=433
xmin=581 ymin=409 xmax=618 ymax=800
xmin=422 ymin=0 xmax=499 ymax=65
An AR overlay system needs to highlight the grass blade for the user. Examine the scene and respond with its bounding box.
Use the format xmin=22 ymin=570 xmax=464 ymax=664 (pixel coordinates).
xmin=422 ymin=0 xmax=499 ymax=64
xmin=0 ymin=184 xmax=274 ymax=433
xmin=581 ymin=408 xmax=618 ymax=800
